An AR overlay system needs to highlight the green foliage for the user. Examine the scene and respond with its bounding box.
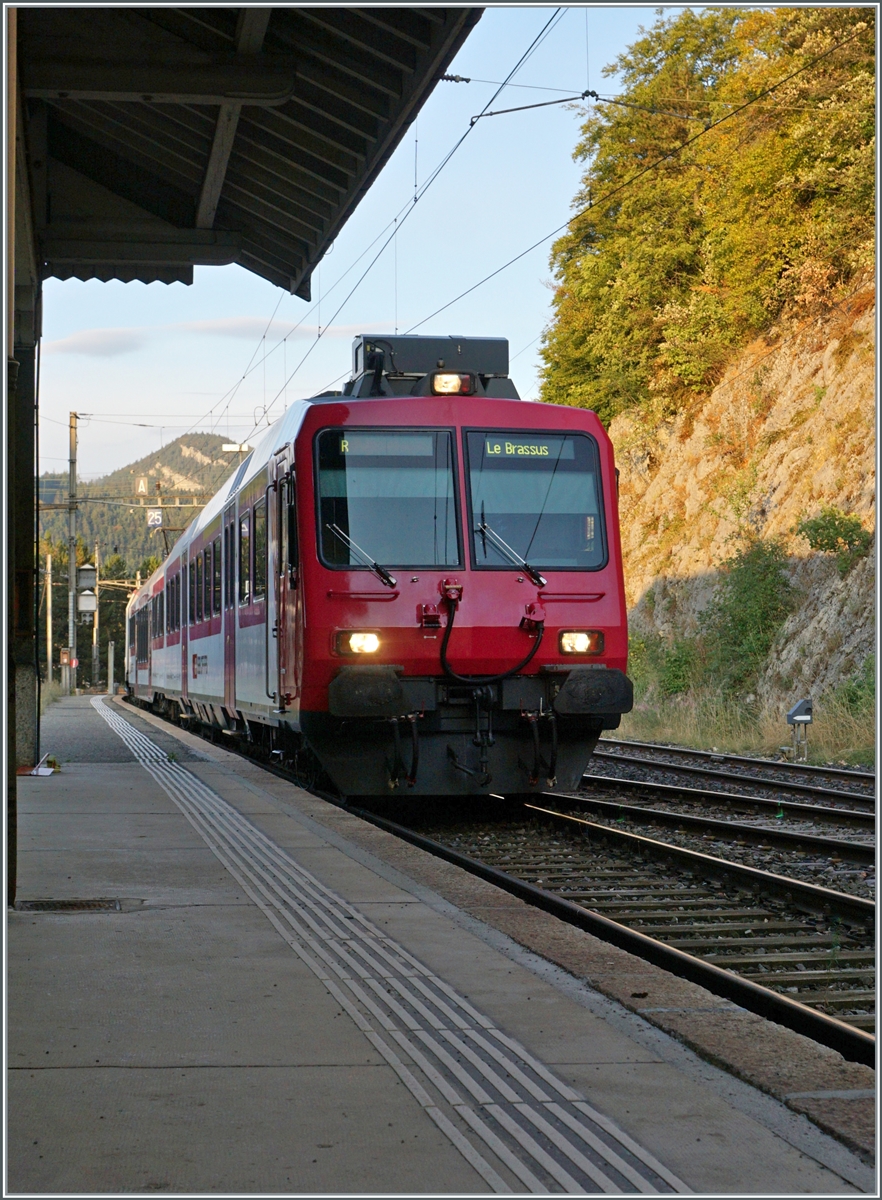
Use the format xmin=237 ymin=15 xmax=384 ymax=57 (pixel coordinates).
xmin=796 ymin=506 xmax=872 ymax=574
xmin=38 ymin=432 xmax=231 ymax=569
xmin=831 ymin=656 xmax=874 ymax=715
xmin=659 ymin=638 xmax=700 ymax=695
xmin=139 ymin=555 xmax=162 ymax=578
xmin=540 ymin=7 xmax=874 ymax=422
xmin=628 ymin=631 xmax=700 ymax=696
xmin=699 ymin=537 xmax=795 ymax=691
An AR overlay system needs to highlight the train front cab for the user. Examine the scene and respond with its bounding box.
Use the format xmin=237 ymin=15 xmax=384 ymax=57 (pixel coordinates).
xmin=292 ymin=386 xmax=633 ymax=798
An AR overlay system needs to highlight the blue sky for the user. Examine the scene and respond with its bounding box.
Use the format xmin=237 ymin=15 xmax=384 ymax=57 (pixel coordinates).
xmin=39 ymin=5 xmax=670 ymax=479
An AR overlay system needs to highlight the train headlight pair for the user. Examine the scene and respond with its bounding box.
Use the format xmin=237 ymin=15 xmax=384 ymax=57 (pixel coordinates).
xmin=559 ymin=630 xmax=604 ymax=655
xmin=336 ymin=631 xmax=381 ymax=655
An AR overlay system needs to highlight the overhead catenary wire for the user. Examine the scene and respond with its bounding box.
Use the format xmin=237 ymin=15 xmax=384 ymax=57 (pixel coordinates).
xmin=48 ymin=7 xmax=571 ymax=491
xmin=155 ymin=5 xmax=568 ymax=468
xmin=406 ymin=25 xmax=865 ymax=335
xmin=237 ymin=7 xmax=568 ymax=440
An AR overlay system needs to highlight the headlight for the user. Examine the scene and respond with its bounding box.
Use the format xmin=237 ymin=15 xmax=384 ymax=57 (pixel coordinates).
xmin=559 ymin=630 xmax=604 ymax=655
xmin=337 ymin=631 xmax=381 ymax=654
xmin=431 ymin=372 xmax=474 ymax=395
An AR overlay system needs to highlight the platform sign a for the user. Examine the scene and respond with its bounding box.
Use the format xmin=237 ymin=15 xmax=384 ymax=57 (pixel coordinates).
xmin=136 ymin=476 xmax=149 ymax=495
xmin=147 ymin=508 xmax=163 ymax=528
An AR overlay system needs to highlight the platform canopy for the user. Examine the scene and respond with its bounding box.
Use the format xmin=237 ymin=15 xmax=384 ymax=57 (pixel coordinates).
xmin=17 ymin=6 xmax=483 ymax=295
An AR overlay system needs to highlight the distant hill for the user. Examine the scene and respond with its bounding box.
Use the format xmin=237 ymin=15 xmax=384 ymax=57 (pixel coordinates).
xmin=39 ymin=432 xmax=241 ymax=566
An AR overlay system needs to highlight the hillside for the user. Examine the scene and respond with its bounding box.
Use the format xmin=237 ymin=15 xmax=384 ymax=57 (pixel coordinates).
xmin=39 ymin=432 xmax=236 ymax=567
xmin=612 ymin=283 xmax=874 ymax=704
xmin=538 ymin=7 xmax=874 ymax=759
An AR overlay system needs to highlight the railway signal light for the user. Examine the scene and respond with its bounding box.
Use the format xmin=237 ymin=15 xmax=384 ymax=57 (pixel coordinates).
xmin=786 ymin=698 xmax=812 ymax=761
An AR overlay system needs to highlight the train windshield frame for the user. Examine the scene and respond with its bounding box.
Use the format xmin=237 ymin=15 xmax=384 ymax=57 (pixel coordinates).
xmin=315 ymin=427 xmax=462 ymax=569
xmin=464 ymin=429 xmax=607 ymax=572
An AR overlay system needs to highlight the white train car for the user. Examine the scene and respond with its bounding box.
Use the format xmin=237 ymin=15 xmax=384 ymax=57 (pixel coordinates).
xmin=126 ymin=399 xmax=311 ymax=732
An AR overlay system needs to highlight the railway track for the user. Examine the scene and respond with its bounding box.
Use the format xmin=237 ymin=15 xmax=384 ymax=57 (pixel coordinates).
xmin=131 ymin=700 xmax=876 ymax=1068
xmin=350 ymin=797 xmax=875 ymax=1068
xmin=596 ymin=738 xmax=875 ymax=803
xmin=578 ymin=772 xmax=876 ymax=832
xmin=553 ymin=789 xmax=875 ymax=863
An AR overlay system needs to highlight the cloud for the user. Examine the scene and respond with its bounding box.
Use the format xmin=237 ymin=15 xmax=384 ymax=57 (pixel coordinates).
xmin=176 ymin=317 xmax=378 ymax=341
xmin=41 ymin=317 xmax=389 ymax=358
xmin=43 ymin=327 xmax=151 ymax=357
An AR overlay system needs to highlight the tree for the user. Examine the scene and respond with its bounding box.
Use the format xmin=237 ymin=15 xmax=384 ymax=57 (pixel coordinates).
xmin=540 ymin=7 xmax=874 ymax=423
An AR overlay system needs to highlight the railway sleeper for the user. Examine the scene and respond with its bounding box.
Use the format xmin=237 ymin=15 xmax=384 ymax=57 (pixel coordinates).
xmin=717 ymin=950 xmax=875 ymax=967
xmin=777 ymin=989 xmax=876 ymax=1006
xmin=659 ymin=935 xmax=856 ymax=951
xmin=738 ymin=967 xmax=876 ymax=984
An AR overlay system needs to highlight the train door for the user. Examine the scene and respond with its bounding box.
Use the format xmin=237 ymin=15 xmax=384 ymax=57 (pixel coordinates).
xmin=273 ymin=450 xmax=297 ymax=706
xmin=223 ymin=504 xmax=236 ymax=710
xmin=180 ymin=551 xmax=189 ymax=701
xmin=272 ymin=451 xmax=290 ymax=700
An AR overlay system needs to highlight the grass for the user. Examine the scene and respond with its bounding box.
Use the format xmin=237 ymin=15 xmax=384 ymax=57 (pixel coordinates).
xmin=616 ymin=686 xmax=875 ymax=768
xmin=39 ymin=679 xmax=66 ymax=715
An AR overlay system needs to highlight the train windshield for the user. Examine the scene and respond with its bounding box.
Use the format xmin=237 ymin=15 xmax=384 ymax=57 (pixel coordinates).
xmin=317 ymin=429 xmax=459 ymax=567
xmin=466 ymin=431 xmax=606 ymax=570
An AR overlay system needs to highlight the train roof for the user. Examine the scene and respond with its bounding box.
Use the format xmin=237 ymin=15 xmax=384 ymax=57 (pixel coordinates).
xmin=129 ymin=333 xmax=525 ymax=608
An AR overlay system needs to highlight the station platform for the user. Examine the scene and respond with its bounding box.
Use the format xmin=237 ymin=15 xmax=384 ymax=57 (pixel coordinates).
xmin=8 ymin=695 xmax=875 ymax=1195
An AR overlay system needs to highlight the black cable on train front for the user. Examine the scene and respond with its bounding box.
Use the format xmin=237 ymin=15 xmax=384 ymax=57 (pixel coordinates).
xmin=440 ymin=595 xmax=545 ymax=685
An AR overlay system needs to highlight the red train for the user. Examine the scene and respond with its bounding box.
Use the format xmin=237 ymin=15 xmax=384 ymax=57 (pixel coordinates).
xmin=127 ymin=334 xmax=632 ymax=796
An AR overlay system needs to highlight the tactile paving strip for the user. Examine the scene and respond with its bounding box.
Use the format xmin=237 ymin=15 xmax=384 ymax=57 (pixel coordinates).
xmin=94 ymin=697 xmax=690 ymax=1195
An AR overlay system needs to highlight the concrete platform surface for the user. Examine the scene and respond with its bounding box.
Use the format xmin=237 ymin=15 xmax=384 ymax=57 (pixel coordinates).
xmin=7 ymin=695 xmax=876 ymax=1195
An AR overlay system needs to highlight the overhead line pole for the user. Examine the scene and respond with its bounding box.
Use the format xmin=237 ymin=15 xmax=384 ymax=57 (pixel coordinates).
xmin=92 ymin=541 xmax=99 ymax=689
xmin=46 ymin=553 xmax=52 ymax=684
xmin=68 ymin=412 xmax=77 ymax=694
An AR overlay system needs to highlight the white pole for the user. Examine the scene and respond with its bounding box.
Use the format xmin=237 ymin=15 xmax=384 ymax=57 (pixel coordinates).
xmin=68 ymin=413 xmax=77 ymax=694
xmin=92 ymin=541 xmax=100 ymax=688
xmin=107 ymin=641 xmax=115 ymax=696
xmin=46 ymin=553 xmax=52 ymax=683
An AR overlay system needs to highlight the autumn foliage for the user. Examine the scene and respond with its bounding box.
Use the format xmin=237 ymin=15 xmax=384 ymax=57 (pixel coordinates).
xmin=540 ymin=7 xmax=874 ymax=423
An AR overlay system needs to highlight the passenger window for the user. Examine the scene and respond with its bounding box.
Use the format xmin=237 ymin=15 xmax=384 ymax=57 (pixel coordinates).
xmin=253 ymin=499 xmax=267 ymax=600
xmin=213 ymin=537 xmax=221 ymax=614
xmin=239 ymin=513 xmax=251 ymax=604
xmin=287 ymin=476 xmax=299 ymax=578
xmin=189 ymin=561 xmax=196 ymax=625
xmin=196 ymin=554 xmax=203 ymax=622
xmin=223 ymin=526 xmax=231 ymax=608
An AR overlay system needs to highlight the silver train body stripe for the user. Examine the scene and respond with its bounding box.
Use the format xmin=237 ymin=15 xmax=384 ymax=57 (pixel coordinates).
xmin=93 ymin=697 xmax=691 ymax=1195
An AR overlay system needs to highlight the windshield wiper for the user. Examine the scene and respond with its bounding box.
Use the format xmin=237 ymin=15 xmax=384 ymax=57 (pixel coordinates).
xmin=326 ymin=524 xmax=397 ymax=589
xmin=475 ymin=519 xmax=547 ymax=588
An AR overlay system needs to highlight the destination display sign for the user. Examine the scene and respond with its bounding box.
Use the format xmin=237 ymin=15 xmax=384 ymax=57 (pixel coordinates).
xmin=483 ymin=437 xmax=575 ymax=460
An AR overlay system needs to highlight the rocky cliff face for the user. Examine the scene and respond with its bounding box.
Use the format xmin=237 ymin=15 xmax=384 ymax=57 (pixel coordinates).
xmin=609 ymin=283 xmax=875 ymax=705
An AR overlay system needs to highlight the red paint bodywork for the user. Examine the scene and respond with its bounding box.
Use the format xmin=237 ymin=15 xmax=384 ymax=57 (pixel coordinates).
xmin=292 ymin=395 xmax=627 ymax=716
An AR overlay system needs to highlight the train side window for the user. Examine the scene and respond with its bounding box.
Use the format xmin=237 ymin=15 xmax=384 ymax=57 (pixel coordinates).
xmin=239 ymin=512 xmax=251 ymax=604
xmin=213 ymin=536 xmax=221 ymax=614
xmin=253 ymin=499 xmax=267 ymax=600
xmin=189 ymin=561 xmax=196 ymax=625
xmin=158 ymin=590 xmax=164 ymax=635
xmin=278 ymin=480 xmax=286 ymax=577
xmin=229 ymin=523 xmax=236 ymax=604
xmin=196 ymin=554 xmax=203 ymax=622
xmin=223 ymin=527 xmax=230 ymax=608
xmin=202 ymin=547 xmax=210 ymax=619
xmin=287 ymin=476 xmax=299 ymax=579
